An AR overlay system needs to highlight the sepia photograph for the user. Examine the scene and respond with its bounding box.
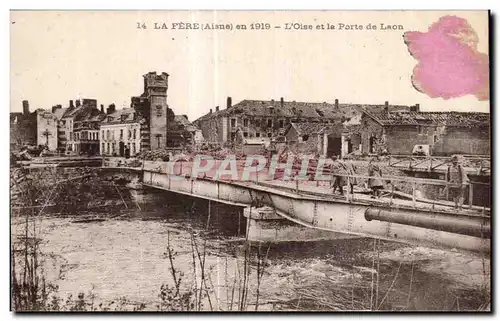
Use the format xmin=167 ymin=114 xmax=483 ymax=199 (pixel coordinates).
xmin=9 ymin=10 xmax=491 ymax=312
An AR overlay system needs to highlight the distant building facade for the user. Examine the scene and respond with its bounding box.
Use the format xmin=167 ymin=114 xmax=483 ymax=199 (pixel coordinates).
xmin=193 ymin=97 xmax=358 ymax=145
xmin=36 ymin=109 xmax=58 ymax=151
xmin=100 ymin=107 xmax=141 ymax=156
xmin=11 ymin=72 xmax=203 ymax=156
xmin=62 ymin=99 xmax=106 ymax=155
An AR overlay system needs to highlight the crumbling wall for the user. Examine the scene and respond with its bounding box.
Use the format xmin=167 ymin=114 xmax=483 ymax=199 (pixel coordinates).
xmin=385 ymin=125 xmax=435 ymax=155
xmin=359 ymin=115 xmax=384 ymax=154
xmin=286 ymin=135 xmax=321 ymax=155
xmin=10 ymin=117 xmax=37 ymax=150
xmin=433 ymin=126 xmax=490 ymax=155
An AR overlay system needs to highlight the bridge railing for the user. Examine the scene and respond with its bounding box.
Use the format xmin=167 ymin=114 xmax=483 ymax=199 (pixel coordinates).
xmin=103 ymin=158 xmax=490 ymax=214
xmin=388 ymin=155 xmax=491 ymax=172
xmin=251 ymin=170 xmax=489 ymax=213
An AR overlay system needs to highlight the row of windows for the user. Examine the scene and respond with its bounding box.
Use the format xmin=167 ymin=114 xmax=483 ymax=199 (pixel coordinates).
xmin=89 ymin=132 xmax=99 ymax=140
xmin=101 ymin=142 xmax=138 ymax=155
xmin=69 ymin=131 xmax=99 ymax=141
xmin=101 ymin=128 xmax=138 ymax=141
xmin=231 ymin=132 xmax=272 ymax=140
xmin=230 ymin=118 xmax=286 ymax=129
xmin=245 ymin=132 xmax=271 ymax=138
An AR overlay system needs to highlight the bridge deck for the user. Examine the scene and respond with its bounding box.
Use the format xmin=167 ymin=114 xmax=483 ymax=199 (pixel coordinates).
xmin=107 ymin=169 xmax=489 ymax=218
xmin=102 ymin=160 xmax=490 ymax=251
xmin=124 ymin=159 xmax=489 ymax=216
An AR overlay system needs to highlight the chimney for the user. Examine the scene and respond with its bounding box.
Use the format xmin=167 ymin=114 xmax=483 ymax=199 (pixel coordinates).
xmin=106 ymin=103 xmax=116 ymax=115
xmin=227 ymin=96 xmax=232 ymax=109
xmin=384 ymin=101 xmax=389 ymax=112
xmin=22 ymin=100 xmax=29 ymax=115
xmin=335 ymin=99 xmax=339 ymax=109
xmin=412 ymin=103 xmax=420 ymax=112
xmin=209 ymin=108 xmax=212 ymax=114
xmin=82 ymin=98 xmax=97 ymax=109
xmin=51 ymin=105 xmax=62 ymax=113
xmin=215 ymin=106 xmax=219 ymax=112
xmin=280 ymin=97 xmax=284 ymax=108
xmin=75 ymin=99 xmax=81 ymax=107
xmin=69 ymin=100 xmax=74 ymax=108
xmin=100 ymin=104 xmax=104 ymax=113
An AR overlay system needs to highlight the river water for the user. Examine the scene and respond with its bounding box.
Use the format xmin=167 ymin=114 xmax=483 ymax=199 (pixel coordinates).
xmin=12 ymin=201 xmax=490 ymax=311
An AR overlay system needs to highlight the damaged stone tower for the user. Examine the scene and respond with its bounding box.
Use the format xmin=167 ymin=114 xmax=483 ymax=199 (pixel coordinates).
xmin=143 ymin=72 xmax=169 ymax=149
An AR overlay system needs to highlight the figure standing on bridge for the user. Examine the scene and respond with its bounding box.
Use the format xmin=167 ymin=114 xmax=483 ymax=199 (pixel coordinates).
xmin=368 ymin=156 xmax=384 ymax=198
xmin=446 ymin=155 xmax=469 ymax=211
xmin=343 ymin=155 xmax=357 ymax=194
xmin=329 ymin=155 xmax=347 ymax=195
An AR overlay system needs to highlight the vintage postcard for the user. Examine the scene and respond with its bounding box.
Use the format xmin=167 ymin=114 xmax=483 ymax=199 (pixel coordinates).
xmin=10 ymin=10 xmax=490 ymax=312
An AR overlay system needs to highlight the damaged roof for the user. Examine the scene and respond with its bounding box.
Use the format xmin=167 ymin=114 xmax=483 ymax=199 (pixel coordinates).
xmin=194 ymin=99 xmax=363 ymax=124
xmin=62 ymin=100 xmax=105 ymax=122
xmin=101 ymin=108 xmax=138 ymax=125
xmin=286 ymin=122 xmax=328 ymax=136
xmin=174 ymin=115 xmax=198 ymax=132
xmin=364 ymin=106 xmax=490 ymax=127
xmin=75 ymin=106 xmax=106 ymax=122
xmin=53 ymin=107 xmax=70 ymax=120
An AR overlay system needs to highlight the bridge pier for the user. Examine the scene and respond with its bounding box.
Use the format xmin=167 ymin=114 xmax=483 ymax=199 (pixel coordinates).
xmin=129 ymin=185 xmax=169 ymax=206
xmin=244 ymin=206 xmax=356 ymax=243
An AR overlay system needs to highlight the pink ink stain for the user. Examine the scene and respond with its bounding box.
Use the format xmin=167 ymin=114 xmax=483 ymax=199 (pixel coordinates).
xmin=404 ymin=15 xmax=489 ymax=101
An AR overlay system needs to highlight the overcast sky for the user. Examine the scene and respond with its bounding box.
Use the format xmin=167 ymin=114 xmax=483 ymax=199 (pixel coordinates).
xmin=10 ymin=11 xmax=489 ymax=121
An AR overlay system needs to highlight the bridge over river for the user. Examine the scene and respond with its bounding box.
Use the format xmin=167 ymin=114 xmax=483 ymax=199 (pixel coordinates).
xmin=101 ymin=158 xmax=490 ymax=253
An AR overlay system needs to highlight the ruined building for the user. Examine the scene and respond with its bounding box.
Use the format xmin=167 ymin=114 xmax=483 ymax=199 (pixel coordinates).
xmin=169 ymin=115 xmax=204 ymax=148
xmin=193 ymin=97 xmax=358 ymax=145
xmin=10 ymin=100 xmax=37 ymax=150
xmin=129 ymin=72 xmax=200 ymax=150
xmin=131 ymin=72 xmax=170 ymax=150
xmin=343 ymin=102 xmax=490 ymax=156
xmin=10 ymin=100 xmax=59 ymax=152
xmin=36 ymin=109 xmax=58 ymax=151
xmin=284 ymin=121 xmax=344 ymax=157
